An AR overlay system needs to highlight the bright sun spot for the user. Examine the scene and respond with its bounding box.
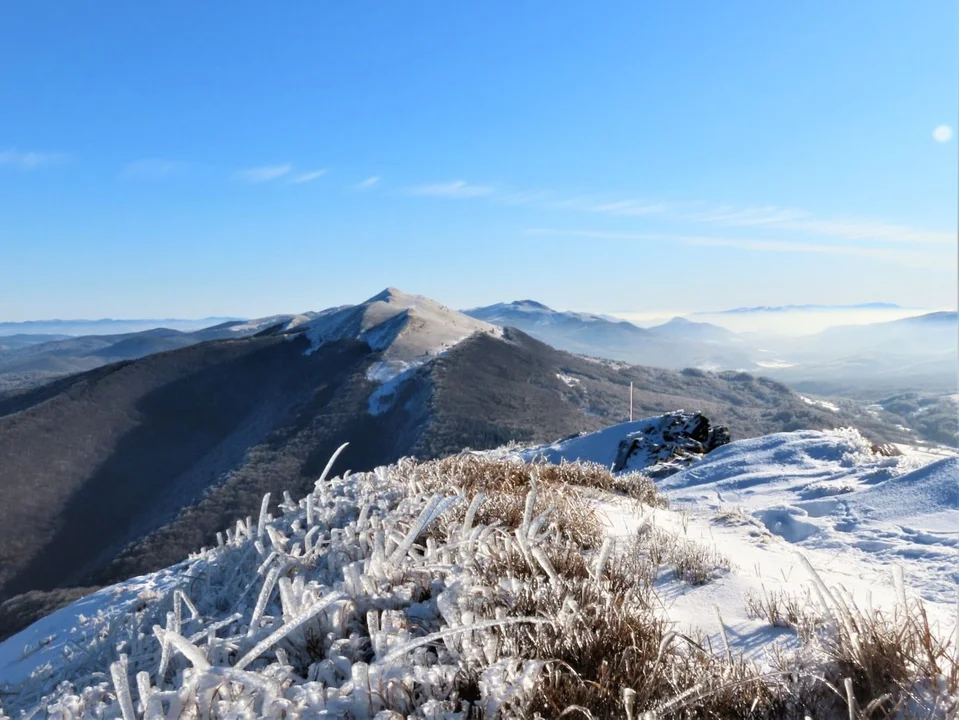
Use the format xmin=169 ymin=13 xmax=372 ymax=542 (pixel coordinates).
xmin=932 ymin=125 xmax=953 ymax=142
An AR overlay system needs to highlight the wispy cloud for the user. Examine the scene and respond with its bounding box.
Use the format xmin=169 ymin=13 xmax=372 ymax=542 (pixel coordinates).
xmin=397 ymin=175 xmax=949 ymax=247
xmin=551 ymin=196 xmax=669 ymax=217
xmin=0 ymin=149 xmax=69 ymax=170
xmin=120 ymin=158 xmax=189 ymax=179
xmin=234 ymin=163 xmax=292 ymax=183
xmin=354 ymin=176 xmax=380 ymax=189
xmin=288 ymin=169 xmax=326 ymax=184
xmin=525 ymin=228 xmax=946 ymax=268
xmin=364 ymin=170 xmax=952 ymax=250
xmin=404 ymin=180 xmax=495 ymax=198
xmin=690 ymin=204 xmax=952 ymax=244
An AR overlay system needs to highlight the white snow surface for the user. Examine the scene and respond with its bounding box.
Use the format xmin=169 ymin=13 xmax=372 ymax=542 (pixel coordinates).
xmin=493 ymin=421 xmax=959 ymax=665
xmin=657 ymin=429 xmax=959 ymax=606
xmin=303 ymin=288 xmax=500 ymax=383
xmin=366 ymin=362 xmax=420 ymax=416
xmin=225 ymin=314 xmax=312 ymax=334
xmin=799 ymin=395 xmax=841 ymax=412
xmin=0 ymin=571 xmax=183 ymax=690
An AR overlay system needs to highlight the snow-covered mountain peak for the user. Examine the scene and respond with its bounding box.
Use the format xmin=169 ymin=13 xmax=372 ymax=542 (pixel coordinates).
xmin=366 ymin=286 xmax=407 ymax=304
xmin=509 ymin=299 xmax=553 ymax=312
xmin=465 ymin=299 xmax=636 ymax=328
xmin=300 ymin=288 xmax=500 ymax=381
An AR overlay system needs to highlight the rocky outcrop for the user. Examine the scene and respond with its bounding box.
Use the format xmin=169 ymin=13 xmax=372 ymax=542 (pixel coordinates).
xmin=612 ymin=411 xmax=730 ymax=477
xmin=509 ymin=410 xmax=730 ymax=479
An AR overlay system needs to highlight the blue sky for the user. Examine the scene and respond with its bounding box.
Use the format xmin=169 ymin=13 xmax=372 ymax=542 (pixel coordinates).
xmin=1 ymin=1 xmax=956 ymax=321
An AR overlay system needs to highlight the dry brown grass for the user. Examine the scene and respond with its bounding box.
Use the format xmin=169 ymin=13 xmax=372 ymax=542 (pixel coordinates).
xmin=412 ymin=455 xmax=665 ymax=550
xmin=487 ymin=575 xmax=790 ymax=719
xmin=820 ymin=594 xmax=958 ymax=716
xmin=712 ymin=506 xmax=774 ymax=543
xmin=428 ymin=454 xmax=666 ymax=506
xmin=744 ymin=586 xmax=822 ymax=643
xmin=753 ymin=564 xmax=959 ymax=718
xmin=635 ymin=525 xmax=732 ymax=586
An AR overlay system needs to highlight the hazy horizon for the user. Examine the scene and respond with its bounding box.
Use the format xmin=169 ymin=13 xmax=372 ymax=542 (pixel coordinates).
xmin=2 ymin=293 xmax=954 ymax=338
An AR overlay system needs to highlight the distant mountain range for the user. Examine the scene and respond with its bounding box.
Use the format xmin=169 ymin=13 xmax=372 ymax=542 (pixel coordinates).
xmin=4 ymin=299 xmax=955 ymax=399
xmin=702 ymin=302 xmax=904 ymax=315
xmin=0 ymin=288 xmax=866 ymax=617
xmin=0 ymin=316 xmax=312 ymax=392
xmin=747 ymin=311 xmax=958 ymax=395
xmin=0 ymin=317 xmax=243 ymax=336
xmin=464 ymin=300 xmax=749 ymax=370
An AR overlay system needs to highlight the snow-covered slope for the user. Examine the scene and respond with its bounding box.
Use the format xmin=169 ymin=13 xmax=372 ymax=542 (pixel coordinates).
xmin=302 ymin=288 xmax=500 ymax=382
xmin=215 ymin=314 xmax=315 ymax=336
xmin=655 ymin=430 xmax=959 ymax=603
xmin=496 ymin=421 xmax=959 ymax=657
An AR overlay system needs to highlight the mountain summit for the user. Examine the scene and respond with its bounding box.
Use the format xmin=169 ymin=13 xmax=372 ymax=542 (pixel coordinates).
xmin=464 ymin=299 xmax=631 ymax=328
xmin=299 ymin=288 xmax=499 ymax=380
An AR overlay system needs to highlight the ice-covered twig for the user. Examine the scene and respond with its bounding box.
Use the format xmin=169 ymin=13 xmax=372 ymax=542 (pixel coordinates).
xmin=375 ymin=616 xmax=553 ymax=667
xmin=234 ymin=591 xmax=346 ymax=671
xmin=316 ymin=442 xmax=350 ymax=489
xmin=109 ymin=654 xmax=136 ymax=720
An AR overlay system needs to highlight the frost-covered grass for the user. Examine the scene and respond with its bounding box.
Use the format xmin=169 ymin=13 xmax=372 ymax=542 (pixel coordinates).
xmin=1 ymin=445 xmax=956 ymax=718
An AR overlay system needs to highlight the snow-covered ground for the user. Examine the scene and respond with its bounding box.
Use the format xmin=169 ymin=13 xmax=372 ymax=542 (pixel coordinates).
xmin=554 ymin=373 xmax=580 ymax=387
xmin=656 ymin=430 xmax=957 ymax=604
xmin=799 ymin=395 xmax=841 ymax=413
xmin=513 ymin=422 xmax=959 ymax=665
xmin=1 ymin=419 xmax=956 ymax=717
xmin=225 ymin=314 xmax=312 ymax=334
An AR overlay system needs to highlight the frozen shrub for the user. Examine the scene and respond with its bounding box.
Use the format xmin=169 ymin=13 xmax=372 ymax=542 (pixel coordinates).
xmin=410 ymin=454 xmax=665 ymax=549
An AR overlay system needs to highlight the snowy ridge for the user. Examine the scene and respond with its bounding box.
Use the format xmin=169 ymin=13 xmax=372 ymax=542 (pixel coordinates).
xmin=225 ymin=314 xmax=314 ymax=334
xmin=488 ymin=420 xmax=958 ymax=669
xmin=302 ymin=289 xmax=500 ymax=383
xmin=463 ymin=300 xmax=626 ymax=327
